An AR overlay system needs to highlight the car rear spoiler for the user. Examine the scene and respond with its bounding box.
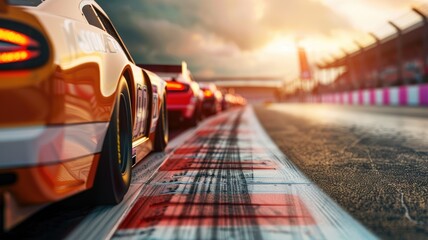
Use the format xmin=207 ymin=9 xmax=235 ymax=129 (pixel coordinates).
xmin=0 ymin=0 xmax=8 ymax=13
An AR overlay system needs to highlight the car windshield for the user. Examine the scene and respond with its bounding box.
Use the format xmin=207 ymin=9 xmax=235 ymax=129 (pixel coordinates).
xmin=8 ymin=0 xmax=43 ymax=6
xmin=157 ymin=73 xmax=183 ymax=81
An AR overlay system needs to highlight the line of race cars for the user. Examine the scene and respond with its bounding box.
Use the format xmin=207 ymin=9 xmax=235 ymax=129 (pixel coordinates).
xmin=0 ymin=0 xmax=245 ymax=231
xmin=142 ymin=63 xmax=247 ymax=129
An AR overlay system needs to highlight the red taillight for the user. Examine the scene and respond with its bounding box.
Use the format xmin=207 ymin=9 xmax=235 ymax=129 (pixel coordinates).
xmin=166 ymin=81 xmax=189 ymax=92
xmin=0 ymin=28 xmax=32 ymax=46
xmin=204 ymin=89 xmax=213 ymax=98
xmin=0 ymin=50 xmax=36 ymax=64
xmin=0 ymin=20 xmax=49 ymax=70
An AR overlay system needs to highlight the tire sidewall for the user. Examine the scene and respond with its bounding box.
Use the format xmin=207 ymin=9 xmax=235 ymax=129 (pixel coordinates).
xmin=93 ymin=79 xmax=132 ymax=204
xmin=154 ymin=95 xmax=168 ymax=151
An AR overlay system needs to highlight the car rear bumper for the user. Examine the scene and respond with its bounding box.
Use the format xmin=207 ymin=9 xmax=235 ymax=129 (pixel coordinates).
xmin=167 ymin=93 xmax=198 ymax=119
xmin=0 ymin=154 xmax=100 ymax=205
xmin=0 ymin=123 xmax=108 ymax=168
xmin=0 ymin=123 xmax=108 ymax=204
xmin=202 ymin=98 xmax=218 ymax=114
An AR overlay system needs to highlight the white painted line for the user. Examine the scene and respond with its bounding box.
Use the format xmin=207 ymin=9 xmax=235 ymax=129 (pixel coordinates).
xmin=66 ymin=138 xmax=193 ymax=239
xmin=66 ymin=183 xmax=143 ymax=240
xmin=247 ymin=106 xmax=377 ymax=239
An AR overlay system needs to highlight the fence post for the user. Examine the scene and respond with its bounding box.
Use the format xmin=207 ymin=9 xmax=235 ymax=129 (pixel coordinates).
xmin=388 ymin=21 xmax=403 ymax=86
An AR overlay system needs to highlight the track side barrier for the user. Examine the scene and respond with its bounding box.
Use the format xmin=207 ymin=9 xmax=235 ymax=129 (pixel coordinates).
xmin=306 ymin=84 xmax=428 ymax=106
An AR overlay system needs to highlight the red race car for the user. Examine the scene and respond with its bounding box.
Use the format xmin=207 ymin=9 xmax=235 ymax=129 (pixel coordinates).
xmin=199 ymin=83 xmax=223 ymax=117
xmin=140 ymin=62 xmax=203 ymax=127
xmin=0 ymin=0 xmax=168 ymax=229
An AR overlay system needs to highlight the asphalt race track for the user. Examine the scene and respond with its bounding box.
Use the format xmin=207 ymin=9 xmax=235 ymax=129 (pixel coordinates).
xmin=255 ymin=104 xmax=428 ymax=240
xmin=62 ymin=107 xmax=374 ymax=239
xmin=4 ymin=106 xmax=378 ymax=239
xmin=8 ymin=104 xmax=426 ymax=239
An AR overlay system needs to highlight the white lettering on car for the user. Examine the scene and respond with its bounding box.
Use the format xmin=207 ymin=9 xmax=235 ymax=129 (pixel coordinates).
xmin=63 ymin=21 xmax=119 ymax=54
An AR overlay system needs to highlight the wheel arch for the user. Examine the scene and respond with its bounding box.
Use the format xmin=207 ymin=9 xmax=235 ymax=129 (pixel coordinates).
xmin=120 ymin=67 xmax=135 ymax=124
xmin=141 ymin=69 xmax=154 ymax=136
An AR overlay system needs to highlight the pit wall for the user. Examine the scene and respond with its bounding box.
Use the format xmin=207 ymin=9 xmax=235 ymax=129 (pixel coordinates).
xmin=306 ymin=84 xmax=428 ymax=106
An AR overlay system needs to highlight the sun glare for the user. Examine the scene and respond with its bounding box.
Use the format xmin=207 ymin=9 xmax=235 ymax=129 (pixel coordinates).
xmin=262 ymin=36 xmax=297 ymax=55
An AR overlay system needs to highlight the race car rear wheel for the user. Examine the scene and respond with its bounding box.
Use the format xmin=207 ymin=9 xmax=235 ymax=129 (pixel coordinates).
xmin=154 ymin=95 xmax=168 ymax=151
xmin=187 ymin=106 xmax=200 ymax=127
xmin=92 ymin=78 xmax=132 ymax=205
xmin=0 ymin=195 xmax=4 ymax=234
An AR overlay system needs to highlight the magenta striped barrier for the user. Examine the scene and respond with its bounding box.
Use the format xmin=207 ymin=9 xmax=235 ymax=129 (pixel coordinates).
xmin=369 ymin=90 xmax=374 ymax=105
xmin=382 ymin=88 xmax=389 ymax=105
xmin=358 ymin=91 xmax=364 ymax=105
xmin=399 ymin=86 xmax=407 ymax=105
xmin=420 ymin=85 xmax=428 ymax=105
xmin=305 ymin=84 xmax=428 ymax=106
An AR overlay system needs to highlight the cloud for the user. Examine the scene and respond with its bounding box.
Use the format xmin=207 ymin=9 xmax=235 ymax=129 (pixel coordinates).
xmin=96 ymin=0 xmax=422 ymax=77
xmin=180 ymin=0 xmax=272 ymax=50
xmin=98 ymin=0 xmax=352 ymax=50
xmin=360 ymin=0 xmax=422 ymax=8
xmin=261 ymin=0 xmax=351 ymax=37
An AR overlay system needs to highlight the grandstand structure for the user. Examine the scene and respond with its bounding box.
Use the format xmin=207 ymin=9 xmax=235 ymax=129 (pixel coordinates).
xmin=298 ymin=4 xmax=428 ymax=98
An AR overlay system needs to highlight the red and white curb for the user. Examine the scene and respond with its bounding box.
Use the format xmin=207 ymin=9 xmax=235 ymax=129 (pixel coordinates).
xmin=67 ymin=106 xmax=376 ymax=239
xmin=105 ymin=107 xmax=376 ymax=239
xmin=65 ymin=152 xmax=171 ymax=240
xmin=66 ymin=118 xmax=208 ymax=240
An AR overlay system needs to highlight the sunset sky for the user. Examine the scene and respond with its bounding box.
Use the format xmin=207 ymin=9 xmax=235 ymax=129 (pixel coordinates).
xmin=97 ymin=0 xmax=428 ymax=79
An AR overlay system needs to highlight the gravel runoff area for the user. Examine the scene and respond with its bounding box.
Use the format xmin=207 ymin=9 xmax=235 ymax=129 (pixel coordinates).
xmin=254 ymin=104 xmax=428 ymax=240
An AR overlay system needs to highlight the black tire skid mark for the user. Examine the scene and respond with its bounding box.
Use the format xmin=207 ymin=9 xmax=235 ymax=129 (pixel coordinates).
xmin=124 ymin=110 xmax=264 ymax=239
xmin=168 ymin=109 xmax=264 ymax=240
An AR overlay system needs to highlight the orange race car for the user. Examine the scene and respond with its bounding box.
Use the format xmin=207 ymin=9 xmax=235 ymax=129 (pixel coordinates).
xmin=0 ymin=0 xmax=168 ymax=229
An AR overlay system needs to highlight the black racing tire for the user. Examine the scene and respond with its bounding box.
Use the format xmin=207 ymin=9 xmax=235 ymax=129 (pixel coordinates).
xmin=154 ymin=95 xmax=169 ymax=152
xmin=91 ymin=78 xmax=132 ymax=205
xmin=186 ymin=102 xmax=201 ymax=127
xmin=187 ymin=110 xmax=199 ymax=127
xmin=197 ymin=103 xmax=204 ymax=121
xmin=0 ymin=195 xmax=4 ymax=234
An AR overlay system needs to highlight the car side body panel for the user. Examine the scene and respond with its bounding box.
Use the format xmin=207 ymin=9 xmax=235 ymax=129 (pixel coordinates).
xmin=0 ymin=0 xmax=166 ymax=209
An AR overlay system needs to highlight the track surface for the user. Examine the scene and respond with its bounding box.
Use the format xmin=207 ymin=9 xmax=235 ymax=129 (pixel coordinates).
xmin=4 ymin=106 xmax=377 ymax=239
xmin=108 ymin=107 xmax=374 ymax=239
xmin=255 ymin=104 xmax=428 ymax=240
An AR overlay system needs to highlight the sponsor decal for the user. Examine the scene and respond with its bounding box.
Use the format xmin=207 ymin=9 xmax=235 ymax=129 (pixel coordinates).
xmin=63 ymin=20 xmax=120 ymax=55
